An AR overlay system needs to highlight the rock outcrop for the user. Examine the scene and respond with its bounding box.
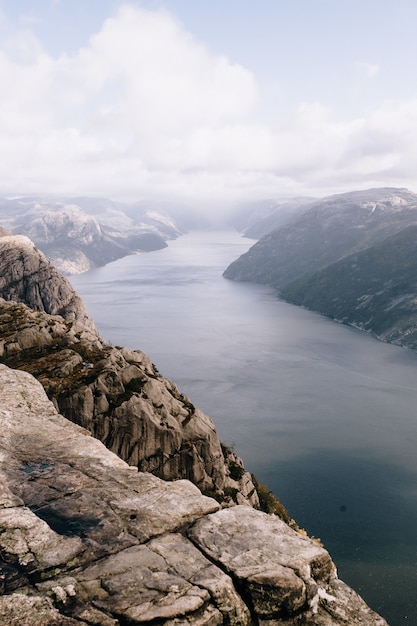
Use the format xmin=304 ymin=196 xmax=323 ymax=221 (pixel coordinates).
xmin=0 ymin=297 xmax=257 ymax=507
xmin=0 ymin=363 xmax=388 ymax=625
xmin=0 ymin=230 xmax=391 ymax=623
xmin=0 ymin=235 xmax=257 ymax=507
xmin=0 ymin=235 xmax=95 ymax=331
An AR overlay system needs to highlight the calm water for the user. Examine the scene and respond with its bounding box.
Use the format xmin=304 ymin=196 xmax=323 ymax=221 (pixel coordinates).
xmin=71 ymin=231 xmax=417 ymax=626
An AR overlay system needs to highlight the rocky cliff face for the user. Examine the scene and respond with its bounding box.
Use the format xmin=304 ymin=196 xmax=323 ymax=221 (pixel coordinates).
xmin=0 ymin=234 xmax=257 ymax=507
xmin=0 ymin=234 xmax=96 ymax=331
xmin=0 ymin=232 xmax=390 ymax=624
xmin=0 ymin=363 xmax=388 ymax=625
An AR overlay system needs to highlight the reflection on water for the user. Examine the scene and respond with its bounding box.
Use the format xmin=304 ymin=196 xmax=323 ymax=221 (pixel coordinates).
xmin=71 ymin=231 xmax=417 ymax=626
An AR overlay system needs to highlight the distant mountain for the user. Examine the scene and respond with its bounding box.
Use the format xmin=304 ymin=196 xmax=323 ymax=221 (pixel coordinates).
xmin=282 ymin=224 xmax=417 ymax=348
xmin=224 ymin=187 xmax=417 ymax=350
xmin=229 ymin=197 xmax=315 ymax=239
xmin=224 ymin=188 xmax=417 ymax=287
xmin=0 ymin=196 xmax=185 ymax=274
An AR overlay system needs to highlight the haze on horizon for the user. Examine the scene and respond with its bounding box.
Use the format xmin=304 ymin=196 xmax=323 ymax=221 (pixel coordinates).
xmin=1 ymin=0 xmax=417 ymax=213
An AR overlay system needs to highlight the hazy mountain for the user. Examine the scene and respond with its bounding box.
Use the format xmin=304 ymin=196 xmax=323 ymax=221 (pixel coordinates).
xmin=224 ymin=187 xmax=417 ymax=350
xmin=224 ymin=188 xmax=417 ymax=287
xmin=229 ymin=197 xmax=315 ymax=239
xmin=119 ymin=198 xmax=214 ymax=231
xmin=282 ymin=224 xmax=417 ymax=349
xmin=0 ymin=196 xmax=185 ymax=274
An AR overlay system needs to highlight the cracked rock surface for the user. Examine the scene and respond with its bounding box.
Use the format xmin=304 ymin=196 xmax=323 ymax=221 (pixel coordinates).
xmin=0 ymin=364 xmax=388 ymax=625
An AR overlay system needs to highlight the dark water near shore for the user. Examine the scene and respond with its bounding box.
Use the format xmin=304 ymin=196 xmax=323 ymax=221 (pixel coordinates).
xmin=71 ymin=230 xmax=417 ymax=625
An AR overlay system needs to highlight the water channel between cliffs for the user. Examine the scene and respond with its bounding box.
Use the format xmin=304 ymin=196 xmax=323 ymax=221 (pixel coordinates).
xmin=71 ymin=230 xmax=417 ymax=626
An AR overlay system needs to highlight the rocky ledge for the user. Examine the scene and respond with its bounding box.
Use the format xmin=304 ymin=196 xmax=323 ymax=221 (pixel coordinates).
xmin=0 ymin=363 xmax=388 ymax=625
xmin=0 ymin=234 xmax=257 ymax=507
xmin=0 ymin=297 xmax=257 ymax=508
xmin=0 ymin=232 xmax=389 ymax=623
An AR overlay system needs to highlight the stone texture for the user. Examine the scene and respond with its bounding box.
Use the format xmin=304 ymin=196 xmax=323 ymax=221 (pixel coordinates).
xmin=0 ymin=364 xmax=388 ymax=625
xmin=0 ymin=233 xmax=390 ymax=624
xmin=0 ymin=297 xmax=259 ymax=507
xmin=0 ymin=235 xmax=96 ymax=330
xmin=189 ymin=506 xmax=332 ymax=620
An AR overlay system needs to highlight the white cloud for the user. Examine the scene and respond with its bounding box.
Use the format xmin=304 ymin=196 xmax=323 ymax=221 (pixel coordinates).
xmin=0 ymin=4 xmax=261 ymax=201
xmin=0 ymin=3 xmax=416 ymax=204
xmin=356 ymin=61 xmax=380 ymax=78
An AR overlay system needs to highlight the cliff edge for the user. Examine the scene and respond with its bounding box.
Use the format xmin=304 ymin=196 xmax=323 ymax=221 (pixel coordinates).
xmin=0 ymin=234 xmax=256 ymax=507
xmin=0 ymin=232 xmax=389 ymax=624
xmin=0 ymin=363 xmax=388 ymax=625
xmin=0 ymin=234 xmax=95 ymax=331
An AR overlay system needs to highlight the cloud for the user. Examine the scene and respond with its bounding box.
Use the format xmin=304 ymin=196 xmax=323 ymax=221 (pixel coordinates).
xmin=0 ymin=3 xmax=416 ymax=205
xmin=356 ymin=61 xmax=380 ymax=78
xmin=0 ymin=4 xmax=261 ymax=201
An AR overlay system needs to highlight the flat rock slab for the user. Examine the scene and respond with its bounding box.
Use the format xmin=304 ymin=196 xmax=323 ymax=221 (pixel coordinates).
xmin=0 ymin=364 xmax=389 ymax=625
xmin=188 ymin=506 xmax=388 ymax=624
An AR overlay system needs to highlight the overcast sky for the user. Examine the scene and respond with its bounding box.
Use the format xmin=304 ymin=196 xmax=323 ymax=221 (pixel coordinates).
xmin=1 ymin=0 xmax=417 ymax=207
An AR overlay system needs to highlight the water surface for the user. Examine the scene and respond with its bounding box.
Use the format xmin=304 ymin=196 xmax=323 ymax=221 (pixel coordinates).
xmin=71 ymin=231 xmax=417 ymax=625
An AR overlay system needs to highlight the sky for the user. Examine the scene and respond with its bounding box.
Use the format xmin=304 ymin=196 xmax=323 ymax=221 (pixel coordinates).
xmin=1 ymin=0 xmax=417 ymax=209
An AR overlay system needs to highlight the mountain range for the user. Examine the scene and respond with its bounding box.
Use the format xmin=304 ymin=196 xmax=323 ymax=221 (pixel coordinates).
xmin=0 ymin=196 xmax=185 ymax=274
xmin=225 ymin=187 xmax=417 ymax=350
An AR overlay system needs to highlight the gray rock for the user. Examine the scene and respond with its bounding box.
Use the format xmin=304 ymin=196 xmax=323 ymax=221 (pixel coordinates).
xmin=0 ymin=235 xmax=96 ymax=330
xmin=188 ymin=506 xmax=388 ymax=625
xmin=0 ymin=235 xmax=260 ymax=507
xmin=0 ymin=232 xmax=390 ymax=624
xmin=0 ymin=363 xmax=388 ymax=625
xmin=0 ymin=296 xmax=259 ymax=507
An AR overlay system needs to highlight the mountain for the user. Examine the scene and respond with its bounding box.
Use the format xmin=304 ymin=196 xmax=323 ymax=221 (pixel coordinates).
xmin=224 ymin=188 xmax=417 ymax=287
xmin=0 ymin=196 xmax=185 ymax=274
xmin=224 ymin=187 xmax=417 ymax=351
xmin=282 ymin=224 xmax=417 ymax=349
xmin=0 ymin=233 xmax=95 ymax=330
xmin=0 ymin=232 xmax=388 ymax=625
xmin=229 ymin=197 xmax=315 ymax=239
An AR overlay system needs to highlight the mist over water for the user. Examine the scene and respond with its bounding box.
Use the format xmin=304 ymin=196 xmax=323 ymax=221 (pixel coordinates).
xmin=71 ymin=230 xmax=417 ymax=626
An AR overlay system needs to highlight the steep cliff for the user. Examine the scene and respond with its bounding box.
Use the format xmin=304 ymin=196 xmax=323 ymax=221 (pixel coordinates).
xmin=0 ymin=232 xmax=390 ymax=624
xmin=0 ymin=234 xmax=95 ymax=331
xmin=0 ymin=234 xmax=257 ymax=507
xmin=0 ymin=363 xmax=388 ymax=625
